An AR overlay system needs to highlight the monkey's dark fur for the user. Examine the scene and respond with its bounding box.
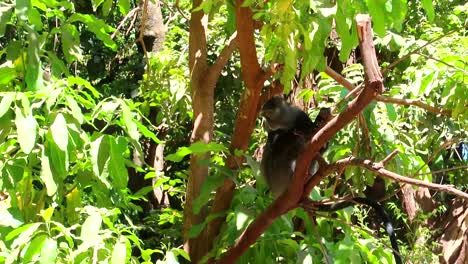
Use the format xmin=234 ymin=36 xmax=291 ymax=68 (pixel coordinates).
xmin=260 ymin=96 xmax=401 ymax=264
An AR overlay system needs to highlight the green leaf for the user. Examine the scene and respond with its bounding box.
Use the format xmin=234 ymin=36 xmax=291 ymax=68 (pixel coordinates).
xmin=15 ymin=0 xmax=30 ymax=22
xmin=28 ymin=7 xmax=43 ymax=30
xmin=121 ymin=101 xmax=139 ymax=141
xmin=10 ymin=223 xmax=41 ymax=249
xmin=135 ymin=119 xmax=161 ymax=144
xmin=46 ymin=132 xmax=68 ymax=179
xmin=91 ymin=0 xmax=105 ymax=11
xmin=40 ymin=206 xmax=55 ymax=222
xmin=40 ymin=146 xmax=57 ymax=196
xmin=80 ymin=212 xmax=102 ymax=243
xmin=0 ymin=208 xmax=23 ymax=228
xmin=111 ymin=239 xmax=128 ymax=264
xmin=25 ymin=27 xmax=43 ymax=91
xmin=108 ymin=136 xmax=129 ymax=189
xmin=15 ymin=107 xmax=37 ymax=154
xmin=50 ymin=113 xmax=68 ymax=151
xmin=0 ymin=5 xmax=13 ymax=36
xmin=0 ymin=62 xmax=17 ymax=85
xmin=193 ymin=173 xmax=226 ymax=214
xmin=65 ymin=95 xmax=83 ymax=124
xmin=90 ymin=135 xmax=111 ymax=187
xmin=385 ymin=103 xmax=397 ymax=122
xmin=40 ymin=237 xmax=57 ymax=264
xmin=166 ymin=146 xmax=192 ymax=162
xmin=0 ymin=92 xmax=15 ymax=118
xmin=69 ymin=13 xmax=117 ymax=50
xmin=188 ymin=222 xmax=206 ymax=238
xmin=23 ymin=234 xmax=47 ymax=263
xmin=67 ymin=76 xmax=100 ymax=98
xmin=421 ymin=0 xmax=434 ymax=21
xmin=61 ymin=24 xmax=83 ymax=63
xmin=366 ymin=0 xmax=386 ymax=36
xmin=117 ymin=0 xmax=130 ymax=15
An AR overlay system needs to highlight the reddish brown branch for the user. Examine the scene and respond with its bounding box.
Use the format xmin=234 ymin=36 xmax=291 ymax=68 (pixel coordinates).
xmin=335 ymin=157 xmax=468 ymax=200
xmin=207 ymin=32 xmax=238 ymax=83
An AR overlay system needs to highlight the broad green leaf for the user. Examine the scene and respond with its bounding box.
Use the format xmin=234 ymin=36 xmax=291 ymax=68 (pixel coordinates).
xmin=172 ymin=248 xmax=190 ymax=261
xmin=40 ymin=146 xmax=57 ymax=196
xmin=188 ymin=222 xmax=206 ymax=238
xmin=67 ymin=76 xmax=100 ymax=98
xmin=117 ymin=0 xmax=130 ymax=15
xmin=69 ymin=13 xmax=117 ymax=50
xmin=15 ymin=107 xmax=37 ymax=154
xmin=6 ymin=223 xmax=39 ymax=241
xmin=15 ymin=0 xmax=30 ymax=22
xmin=61 ymin=24 xmax=83 ymax=63
xmin=121 ymin=102 xmax=139 ymax=141
xmin=421 ymin=0 xmax=434 ymax=22
xmin=385 ymin=103 xmax=397 ymax=122
xmin=80 ymin=212 xmax=102 ymax=243
xmin=135 ymin=119 xmax=161 ymax=144
xmin=40 ymin=237 xmax=57 ymax=264
xmin=108 ymin=136 xmax=128 ymax=189
xmin=65 ymin=95 xmax=83 ymax=124
xmin=10 ymin=223 xmax=41 ymax=249
xmin=23 ymin=234 xmax=47 ymax=263
xmin=193 ymin=173 xmax=225 ymax=214
xmin=47 ymin=51 xmax=69 ymax=77
xmin=90 ymin=135 xmax=111 ymax=186
xmin=166 ymin=147 xmax=192 ymax=162
xmin=0 ymin=5 xmax=13 ymax=36
xmin=189 ymin=141 xmax=227 ymax=154
xmin=0 ymin=92 xmax=15 ymax=118
xmin=0 ymin=208 xmax=23 ymax=228
xmin=366 ymin=0 xmax=386 ymax=36
xmin=25 ymin=27 xmax=43 ymax=91
xmin=0 ymin=62 xmax=17 ymax=85
xmin=46 ymin=132 xmax=68 ymax=179
xmin=40 ymin=206 xmax=54 ymax=222
xmin=28 ymin=7 xmax=43 ymax=30
xmin=91 ymin=0 xmax=105 ymax=11
xmin=110 ymin=239 xmax=127 ymax=264
xmin=50 ymin=113 xmax=68 ymax=151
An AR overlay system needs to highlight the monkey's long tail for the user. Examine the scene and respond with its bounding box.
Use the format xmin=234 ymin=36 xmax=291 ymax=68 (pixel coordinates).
xmin=317 ymin=197 xmax=402 ymax=264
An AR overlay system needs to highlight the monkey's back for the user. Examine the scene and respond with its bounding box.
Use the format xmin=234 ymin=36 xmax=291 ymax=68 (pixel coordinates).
xmin=260 ymin=130 xmax=306 ymax=196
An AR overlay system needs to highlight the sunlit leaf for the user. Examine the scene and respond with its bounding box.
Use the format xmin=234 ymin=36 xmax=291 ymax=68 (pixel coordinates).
xmin=40 ymin=237 xmax=58 ymax=264
xmin=0 ymin=92 xmax=15 ymax=118
xmin=50 ymin=113 xmax=68 ymax=151
xmin=110 ymin=239 xmax=127 ymax=264
xmin=15 ymin=107 xmax=37 ymax=154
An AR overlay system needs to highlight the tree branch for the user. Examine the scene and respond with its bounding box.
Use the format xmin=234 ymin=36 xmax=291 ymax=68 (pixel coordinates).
xmin=207 ymin=32 xmax=238 ymax=83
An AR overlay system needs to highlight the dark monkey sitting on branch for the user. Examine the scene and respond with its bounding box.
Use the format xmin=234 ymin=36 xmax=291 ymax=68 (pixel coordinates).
xmin=260 ymin=96 xmax=402 ymax=264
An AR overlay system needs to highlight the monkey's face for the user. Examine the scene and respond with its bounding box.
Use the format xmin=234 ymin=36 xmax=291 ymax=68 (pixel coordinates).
xmin=261 ymin=96 xmax=290 ymax=131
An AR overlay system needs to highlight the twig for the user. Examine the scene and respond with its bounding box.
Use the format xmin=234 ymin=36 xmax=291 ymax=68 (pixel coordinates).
xmin=381 ymin=29 xmax=458 ymax=74
xmin=380 ymin=150 xmax=400 ymax=166
xmin=414 ymin=165 xmax=468 ymax=176
xmin=416 ymin=52 xmax=468 ymax=76
xmin=111 ymin=7 xmax=140 ymax=39
xmin=325 ymin=66 xmax=450 ymax=115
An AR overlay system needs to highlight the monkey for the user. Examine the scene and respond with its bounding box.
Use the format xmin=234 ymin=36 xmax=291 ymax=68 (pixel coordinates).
xmin=260 ymin=96 xmax=330 ymax=196
xmin=259 ymin=96 xmax=402 ymax=264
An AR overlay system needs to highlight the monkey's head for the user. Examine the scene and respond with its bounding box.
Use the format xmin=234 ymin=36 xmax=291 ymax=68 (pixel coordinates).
xmin=260 ymin=96 xmax=298 ymax=131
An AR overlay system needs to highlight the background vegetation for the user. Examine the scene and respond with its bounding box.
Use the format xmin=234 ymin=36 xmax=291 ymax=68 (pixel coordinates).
xmin=0 ymin=0 xmax=466 ymax=263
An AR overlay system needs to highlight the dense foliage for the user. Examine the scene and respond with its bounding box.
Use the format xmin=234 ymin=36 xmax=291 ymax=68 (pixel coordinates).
xmin=0 ymin=0 xmax=467 ymax=263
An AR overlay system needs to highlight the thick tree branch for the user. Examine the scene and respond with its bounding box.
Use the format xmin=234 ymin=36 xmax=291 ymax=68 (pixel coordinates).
xmin=204 ymin=1 xmax=267 ymax=260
